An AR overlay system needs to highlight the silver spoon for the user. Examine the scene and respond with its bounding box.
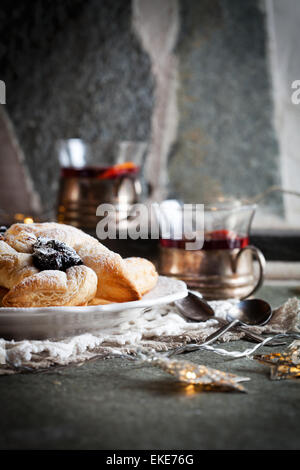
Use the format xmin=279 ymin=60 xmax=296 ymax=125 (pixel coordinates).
xmin=171 ymin=292 xmax=282 ymax=356
xmin=174 ymin=291 xmax=215 ymax=322
xmin=174 ymin=291 xmax=274 ymax=343
xmin=203 ymin=297 xmax=272 ymax=344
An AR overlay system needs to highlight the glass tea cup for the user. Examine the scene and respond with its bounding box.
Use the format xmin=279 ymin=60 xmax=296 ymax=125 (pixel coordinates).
xmin=158 ymin=199 xmax=266 ymax=300
xmin=56 ymin=139 xmax=147 ymax=235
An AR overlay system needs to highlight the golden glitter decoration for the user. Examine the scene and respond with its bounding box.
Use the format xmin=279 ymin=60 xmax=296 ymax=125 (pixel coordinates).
xmin=144 ymin=354 xmax=249 ymax=393
xmin=254 ymin=347 xmax=300 ymax=380
xmin=23 ymin=217 xmax=34 ymax=224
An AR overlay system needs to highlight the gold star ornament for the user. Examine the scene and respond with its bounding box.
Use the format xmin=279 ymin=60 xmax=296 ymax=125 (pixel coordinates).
xmin=254 ymin=346 xmax=300 ymax=380
xmin=147 ymin=354 xmax=250 ymax=392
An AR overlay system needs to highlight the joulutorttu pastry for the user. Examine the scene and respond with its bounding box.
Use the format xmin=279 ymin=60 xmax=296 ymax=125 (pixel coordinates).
xmin=0 ymin=222 xmax=158 ymax=307
xmin=0 ymin=240 xmax=38 ymax=289
xmin=3 ymin=266 xmax=98 ymax=308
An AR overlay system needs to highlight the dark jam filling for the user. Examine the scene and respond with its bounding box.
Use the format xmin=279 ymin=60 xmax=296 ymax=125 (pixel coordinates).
xmin=32 ymin=237 xmax=83 ymax=271
xmin=160 ymin=230 xmax=249 ymax=250
xmin=61 ymin=164 xmax=140 ymax=180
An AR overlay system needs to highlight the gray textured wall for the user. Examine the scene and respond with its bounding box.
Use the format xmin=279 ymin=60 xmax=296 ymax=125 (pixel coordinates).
xmin=0 ymin=0 xmax=154 ymax=215
xmin=169 ymin=0 xmax=282 ymax=215
xmin=0 ymin=0 xmax=283 ymax=223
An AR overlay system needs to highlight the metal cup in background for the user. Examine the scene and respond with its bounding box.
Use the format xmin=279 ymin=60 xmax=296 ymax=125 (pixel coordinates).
xmin=56 ymin=139 xmax=147 ymax=236
xmin=159 ymin=243 xmax=265 ymax=300
xmin=158 ymin=199 xmax=266 ymax=300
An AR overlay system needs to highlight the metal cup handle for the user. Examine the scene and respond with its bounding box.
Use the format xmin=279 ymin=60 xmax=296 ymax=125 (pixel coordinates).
xmin=234 ymin=245 xmax=266 ymax=299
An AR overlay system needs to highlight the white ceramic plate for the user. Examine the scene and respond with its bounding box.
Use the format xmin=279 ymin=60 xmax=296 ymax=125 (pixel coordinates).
xmin=0 ymin=276 xmax=187 ymax=341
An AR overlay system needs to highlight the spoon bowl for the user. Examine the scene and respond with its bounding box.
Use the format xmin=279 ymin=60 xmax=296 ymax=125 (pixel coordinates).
xmin=174 ymin=291 xmax=214 ymax=322
xmin=229 ymin=298 xmax=272 ymax=326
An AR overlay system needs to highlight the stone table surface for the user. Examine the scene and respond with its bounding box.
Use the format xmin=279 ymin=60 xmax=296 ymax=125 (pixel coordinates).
xmin=0 ymin=282 xmax=300 ymax=450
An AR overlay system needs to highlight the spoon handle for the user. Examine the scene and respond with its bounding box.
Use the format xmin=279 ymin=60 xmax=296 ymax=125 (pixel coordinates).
xmin=202 ymin=318 xmax=240 ymax=345
xmin=215 ymin=318 xmax=269 ymax=344
xmin=198 ymin=319 xmax=285 ymax=348
xmin=167 ymin=319 xmax=240 ymax=357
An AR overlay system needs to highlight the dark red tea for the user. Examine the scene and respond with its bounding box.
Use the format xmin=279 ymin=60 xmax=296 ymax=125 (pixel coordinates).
xmin=61 ymin=162 xmax=139 ymax=180
xmin=160 ymin=229 xmax=249 ymax=250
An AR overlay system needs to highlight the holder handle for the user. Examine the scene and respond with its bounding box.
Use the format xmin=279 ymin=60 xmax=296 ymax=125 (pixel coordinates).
xmin=234 ymin=245 xmax=266 ymax=299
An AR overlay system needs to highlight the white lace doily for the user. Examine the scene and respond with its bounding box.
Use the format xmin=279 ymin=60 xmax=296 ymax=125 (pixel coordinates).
xmin=0 ymin=297 xmax=299 ymax=374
